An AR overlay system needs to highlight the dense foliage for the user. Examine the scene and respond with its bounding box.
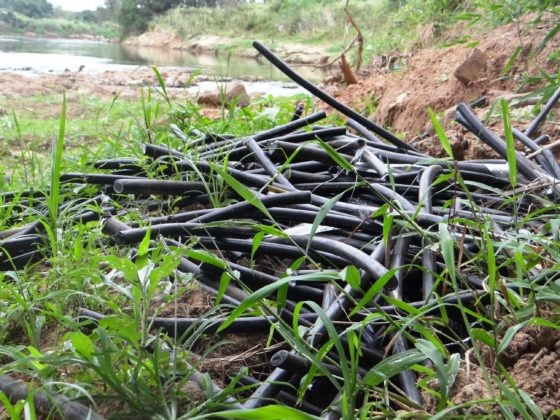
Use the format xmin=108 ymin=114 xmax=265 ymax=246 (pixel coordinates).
xmin=117 ymin=0 xmax=246 ymax=36
xmin=0 ymin=0 xmax=53 ymax=18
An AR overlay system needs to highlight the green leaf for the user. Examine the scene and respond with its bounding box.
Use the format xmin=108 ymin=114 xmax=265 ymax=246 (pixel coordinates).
xmin=500 ymin=98 xmax=517 ymax=188
xmin=25 ymin=346 xmax=49 ymax=374
xmin=429 ymin=108 xmax=453 ymax=159
xmin=307 ymin=190 xmax=346 ymax=252
xmin=518 ymin=389 xmax=544 ymax=420
xmin=383 ymin=295 xmax=420 ymax=316
xmin=99 ymin=316 xmax=141 ymax=344
xmin=495 ymin=380 xmax=531 ymax=419
xmin=216 ymin=271 xmax=232 ymax=306
xmin=24 ymin=389 xmax=37 ymax=420
xmin=340 ymin=265 xmax=361 ymax=290
xmin=277 ymin=282 xmax=289 ymax=309
xmin=415 ymin=339 xmax=460 ymax=409
xmin=371 ymin=203 xmax=389 ymax=218
xmin=210 ymin=163 xmax=272 ymax=219
xmin=49 ymin=92 xmax=66 ymax=229
xmin=287 ymin=256 xmax=306 ymax=274
xmin=363 ymin=349 xmax=425 ymax=386
xmin=255 ymin=224 xmax=287 ymax=237
xmin=415 ymin=339 xmax=443 ymax=369
xmin=218 ymin=272 xmax=339 ymax=332
xmin=382 ymin=213 xmax=394 ymax=248
xmin=211 ymin=405 xmax=319 ymax=419
xmin=251 ymin=231 xmax=265 ymax=265
xmin=0 ymin=391 xmax=21 ymax=418
xmin=149 ymin=252 xmax=181 ymax=285
xmin=101 ymin=255 xmax=139 ymax=283
xmin=185 ymin=249 xmax=227 ymax=270
xmin=137 ymin=225 xmax=151 ymax=258
xmin=316 ymin=139 xmax=354 ymax=172
xmin=470 ymin=328 xmax=496 ymax=347
xmin=536 ymin=20 xmax=560 ymax=54
xmin=67 ymin=331 xmax=95 ymax=361
xmin=444 ymin=353 xmax=461 ymax=401
xmin=350 ymin=268 xmax=397 ymax=316
xmin=497 ymin=321 xmax=529 ymax=355
xmin=484 ymin=226 xmax=496 ymax=291
xmin=438 ymin=223 xmax=456 ymax=283
xmin=151 ymin=66 xmax=171 ymax=105
xmin=501 ymin=46 xmax=522 ymax=76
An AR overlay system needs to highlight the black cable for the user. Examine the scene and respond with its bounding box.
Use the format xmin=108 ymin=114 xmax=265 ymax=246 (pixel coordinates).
xmin=252 ymin=41 xmax=417 ymax=152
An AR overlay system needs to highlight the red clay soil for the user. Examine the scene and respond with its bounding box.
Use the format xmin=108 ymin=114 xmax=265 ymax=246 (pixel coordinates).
xmin=327 ymin=12 xmax=560 ymax=159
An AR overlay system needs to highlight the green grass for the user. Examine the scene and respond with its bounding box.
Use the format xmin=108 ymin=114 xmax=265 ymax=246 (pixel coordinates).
xmin=0 ymin=88 xmax=324 ymax=417
xmin=0 ymin=94 xmax=150 ymax=189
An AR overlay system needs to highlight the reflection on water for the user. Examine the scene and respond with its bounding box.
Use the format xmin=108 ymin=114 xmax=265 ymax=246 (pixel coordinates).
xmin=0 ymin=36 xmax=325 ymax=81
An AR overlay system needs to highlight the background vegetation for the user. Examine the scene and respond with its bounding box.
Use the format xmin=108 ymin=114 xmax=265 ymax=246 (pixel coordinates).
xmin=0 ymin=0 xmax=557 ymax=61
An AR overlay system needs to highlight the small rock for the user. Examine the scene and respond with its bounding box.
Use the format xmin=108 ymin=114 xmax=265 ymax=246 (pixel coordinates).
xmin=197 ymin=80 xmax=250 ymax=107
xmin=454 ymin=48 xmax=487 ymax=84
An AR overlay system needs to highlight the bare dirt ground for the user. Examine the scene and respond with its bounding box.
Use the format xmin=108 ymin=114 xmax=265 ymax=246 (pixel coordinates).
xmin=422 ymin=323 xmax=560 ymax=417
xmin=0 ymin=67 xmax=196 ymax=102
xmin=328 ymin=12 xmax=560 ymax=160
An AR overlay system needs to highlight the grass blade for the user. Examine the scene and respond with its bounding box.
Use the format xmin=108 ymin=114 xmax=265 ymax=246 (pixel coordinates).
xmin=210 ymin=163 xmax=272 ymax=219
xmin=307 ymin=190 xmax=346 ymax=253
xmin=501 ymin=46 xmax=522 ymax=77
xmin=152 ymin=66 xmax=171 ymax=106
xmin=316 ymin=139 xmax=354 ymax=172
xmin=438 ymin=223 xmax=455 ymax=283
xmin=363 ymin=349 xmax=425 ymax=386
xmin=209 ymin=405 xmax=318 ymax=419
xmin=49 ymin=92 xmax=66 ymax=229
xmin=500 ymin=98 xmax=517 ymax=188
xmin=218 ymin=272 xmax=339 ymax=332
xmin=429 ymin=108 xmax=453 ymax=159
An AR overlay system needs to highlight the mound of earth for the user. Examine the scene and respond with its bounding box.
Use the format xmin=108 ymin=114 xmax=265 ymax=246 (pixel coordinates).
xmin=327 ymin=12 xmax=560 ymax=159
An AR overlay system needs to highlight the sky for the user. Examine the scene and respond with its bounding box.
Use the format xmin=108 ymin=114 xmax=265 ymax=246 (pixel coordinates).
xmin=49 ymin=0 xmax=106 ymax=12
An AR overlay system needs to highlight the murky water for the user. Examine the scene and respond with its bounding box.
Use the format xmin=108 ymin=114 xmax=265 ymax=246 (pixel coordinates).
xmin=0 ymin=36 xmax=324 ymax=82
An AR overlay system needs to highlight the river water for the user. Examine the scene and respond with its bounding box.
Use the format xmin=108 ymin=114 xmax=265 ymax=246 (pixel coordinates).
xmin=0 ymin=36 xmax=323 ymax=82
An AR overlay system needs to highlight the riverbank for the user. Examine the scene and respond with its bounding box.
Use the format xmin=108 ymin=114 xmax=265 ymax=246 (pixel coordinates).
xmin=123 ymin=29 xmax=332 ymax=66
xmin=0 ymin=67 xmax=308 ymax=101
xmin=0 ymin=66 xmax=308 ymax=169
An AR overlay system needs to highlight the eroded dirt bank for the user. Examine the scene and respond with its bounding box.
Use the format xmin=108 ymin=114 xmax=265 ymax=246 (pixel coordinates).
xmin=328 ymin=13 xmax=560 ymax=159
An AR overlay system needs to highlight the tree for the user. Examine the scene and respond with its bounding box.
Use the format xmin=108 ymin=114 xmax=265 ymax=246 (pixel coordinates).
xmin=93 ymin=0 xmax=122 ymax=22
xmin=117 ymin=0 xmax=247 ymax=37
xmin=0 ymin=0 xmax=53 ymax=18
xmin=118 ymin=0 xmax=182 ymax=36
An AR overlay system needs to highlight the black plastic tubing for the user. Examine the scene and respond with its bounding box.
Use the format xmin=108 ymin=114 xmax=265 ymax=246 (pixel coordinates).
xmin=252 ymin=41 xmax=417 ymax=153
